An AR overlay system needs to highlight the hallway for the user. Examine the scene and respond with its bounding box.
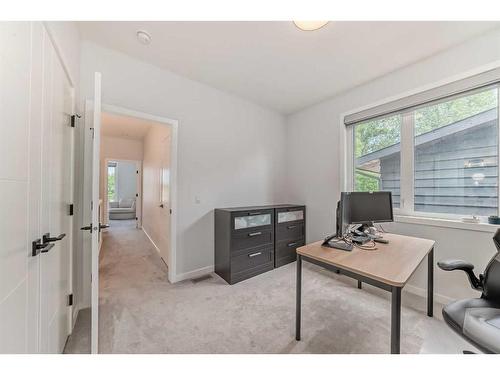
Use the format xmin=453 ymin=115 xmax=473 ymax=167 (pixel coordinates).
xmin=65 ymin=219 xmax=167 ymax=353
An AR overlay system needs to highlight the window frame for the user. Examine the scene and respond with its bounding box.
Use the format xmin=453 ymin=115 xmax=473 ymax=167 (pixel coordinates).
xmin=344 ymin=84 xmax=500 ymax=223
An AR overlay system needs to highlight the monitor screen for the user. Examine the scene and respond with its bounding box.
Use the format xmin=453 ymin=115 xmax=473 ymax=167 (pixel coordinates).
xmin=344 ymin=191 xmax=393 ymax=224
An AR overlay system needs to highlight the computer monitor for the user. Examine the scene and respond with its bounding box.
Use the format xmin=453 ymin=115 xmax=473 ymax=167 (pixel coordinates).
xmin=335 ymin=192 xmax=351 ymax=237
xmin=347 ymin=191 xmax=393 ymax=225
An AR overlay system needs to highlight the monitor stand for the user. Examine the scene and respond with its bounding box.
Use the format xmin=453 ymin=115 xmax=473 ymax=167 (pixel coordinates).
xmin=323 ymin=237 xmax=353 ymax=251
xmin=322 ymin=232 xmax=353 ymax=251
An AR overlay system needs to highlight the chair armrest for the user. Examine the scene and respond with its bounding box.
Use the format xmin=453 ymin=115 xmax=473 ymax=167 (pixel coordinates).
xmin=438 ymin=259 xmax=483 ymax=291
xmin=438 ymin=259 xmax=474 ymax=272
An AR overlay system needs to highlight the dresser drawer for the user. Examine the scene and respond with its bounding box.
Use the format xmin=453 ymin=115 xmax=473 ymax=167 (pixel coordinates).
xmin=275 ymin=239 xmax=304 ymax=267
xmin=276 ymin=222 xmax=304 ymax=241
xmin=231 ymin=246 xmax=274 ymax=274
xmin=275 ymin=207 xmax=305 ymax=224
xmin=232 ymin=209 xmax=273 ymax=232
xmin=231 ymin=229 xmax=273 ymax=251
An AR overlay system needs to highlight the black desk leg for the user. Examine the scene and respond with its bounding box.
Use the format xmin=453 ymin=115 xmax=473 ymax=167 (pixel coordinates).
xmin=427 ymin=247 xmax=434 ymax=317
xmin=357 ymin=281 xmax=362 ymax=289
xmin=296 ymin=254 xmax=302 ymax=341
xmin=391 ymin=286 xmax=401 ymax=354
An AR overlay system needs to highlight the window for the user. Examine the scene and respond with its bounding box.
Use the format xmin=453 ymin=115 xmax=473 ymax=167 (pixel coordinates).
xmin=159 ymin=167 xmax=170 ymax=205
xmin=413 ymin=88 xmax=498 ymax=216
xmin=348 ymin=85 xmax=500 ymax=219
xmin=107 ymin=162 xmax=117 ymax=202
xmin=353 ymin=114 xmax=401 ymax=208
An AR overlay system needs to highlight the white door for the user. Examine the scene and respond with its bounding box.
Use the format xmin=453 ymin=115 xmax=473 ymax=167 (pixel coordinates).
xmin=39 ymin=30 xmax=73 ymax=353
xmin=0 ymin=21 xmax=37 ymax=353
xmin=0 ymin=22 xmax=73 ymax=354
xmin=82 ymin=73 xmax=102 ymax=354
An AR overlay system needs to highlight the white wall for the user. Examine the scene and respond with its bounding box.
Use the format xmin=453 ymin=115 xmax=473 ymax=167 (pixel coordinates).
xmin=142 ymin=124 xmax=172 ymax=263
xmin=100 ymin=135 xmax=144 ymax=161
xmin=79 ymin=41 xmax=287 ymax=280
xmin=286 ymin=28 xmax=500 ymax=303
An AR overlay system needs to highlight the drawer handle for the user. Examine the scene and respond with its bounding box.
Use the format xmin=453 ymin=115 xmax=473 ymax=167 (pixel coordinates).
xmin=287 ymin=225 xmax=297 ymax=229
xmin=248 ymin=231 xmax=262 ymax=237
xmin=248 ymin=252 xmax=262 ymax=258
xmin=287 ymin=242 xmax=298 ymax=247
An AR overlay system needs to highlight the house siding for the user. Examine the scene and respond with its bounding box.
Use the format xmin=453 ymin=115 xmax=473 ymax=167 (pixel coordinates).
xmin=379 ymin=118 xmax=498 ymax=216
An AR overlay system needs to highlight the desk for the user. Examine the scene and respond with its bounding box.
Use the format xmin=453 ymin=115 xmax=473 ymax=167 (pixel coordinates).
xmin=295 ymin=233 xmax=435 ymax=354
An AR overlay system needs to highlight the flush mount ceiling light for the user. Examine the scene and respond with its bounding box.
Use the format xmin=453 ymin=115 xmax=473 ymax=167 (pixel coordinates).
xmin=293 ymin=21 xmax=329 ymax=31
xmin=136 ymin=30 xmax=152 ymax=45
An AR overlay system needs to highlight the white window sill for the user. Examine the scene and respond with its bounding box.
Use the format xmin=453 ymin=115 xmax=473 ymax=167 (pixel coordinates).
xmin=394 ymin=215 xmax=500 ymax=233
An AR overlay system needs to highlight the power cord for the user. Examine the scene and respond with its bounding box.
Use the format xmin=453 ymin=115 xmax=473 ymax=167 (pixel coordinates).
xmin=342 ymin=234 xmax=378 ymax=251
xmin=352 ymin=240 xmax=378 ymax=251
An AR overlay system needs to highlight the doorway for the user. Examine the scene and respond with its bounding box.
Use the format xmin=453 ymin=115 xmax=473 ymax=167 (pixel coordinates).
xmin=98 ymin=109 xmax=175 ymax=266
xmin=77 ymin=92 xmax=178 ymax=353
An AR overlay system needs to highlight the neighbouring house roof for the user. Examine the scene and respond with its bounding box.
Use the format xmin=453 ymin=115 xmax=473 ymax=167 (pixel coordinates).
xmin=356 ymin=108 xmax=498 ymax=166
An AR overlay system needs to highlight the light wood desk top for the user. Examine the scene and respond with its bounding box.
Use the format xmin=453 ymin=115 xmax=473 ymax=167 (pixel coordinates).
xmin=296 ymin=233 xmax=435 ymax=287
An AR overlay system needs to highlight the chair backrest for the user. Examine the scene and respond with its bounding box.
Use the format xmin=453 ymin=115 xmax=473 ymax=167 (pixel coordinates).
xmin=483 ymin=229 xmax=500 ymax=302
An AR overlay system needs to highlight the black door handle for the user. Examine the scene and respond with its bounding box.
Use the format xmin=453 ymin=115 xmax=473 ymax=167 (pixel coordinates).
xmin=41 ymin=243 xmax=55 ymax=253
xmin=80 ymin=224 xmax=92 ymax=233
xmin=81 ymin=223 xmax=109 ymax=233
xmin=43 ymin=232 xmax=66 ymax=243
xmin=99 ymin=223 xmax=109 ymax=232
xmin=32 ymin=239 xmax=55 ymax=256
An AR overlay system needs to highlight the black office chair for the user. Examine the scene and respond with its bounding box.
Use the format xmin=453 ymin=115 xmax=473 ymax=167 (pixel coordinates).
xmin=437 ymin=228 xmax=500 ymax=354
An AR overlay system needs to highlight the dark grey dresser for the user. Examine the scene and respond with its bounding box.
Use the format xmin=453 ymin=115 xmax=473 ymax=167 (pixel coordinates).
xmin=215 ymin=204 xmax=306 ymax=284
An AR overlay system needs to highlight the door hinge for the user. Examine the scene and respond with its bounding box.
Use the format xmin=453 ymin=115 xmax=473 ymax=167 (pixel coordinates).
xmin=70 ymin=115 xmax=76 ymax=128
xmin=69 ymin=204 xmax=74 ymax=216
xmin=136 ymin=170 xmax=139 ymax=174
xmin=135 ymin=217 xmax=138 ymax=220
xmin=68 ymin=294 xmax=73 ymax=306
xmin=136 ymin=193 xmax=138 ymax=197
xmin=170 ymin=209 xmax=172 ymax=214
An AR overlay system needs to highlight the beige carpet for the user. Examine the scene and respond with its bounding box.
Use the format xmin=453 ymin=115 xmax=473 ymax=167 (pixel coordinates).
xmin=64 ymin=220 xmax=470 ymax=354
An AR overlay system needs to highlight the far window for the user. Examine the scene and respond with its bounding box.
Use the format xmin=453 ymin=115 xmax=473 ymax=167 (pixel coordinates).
xmin=107 ymin=162 xmax=117 ymax=202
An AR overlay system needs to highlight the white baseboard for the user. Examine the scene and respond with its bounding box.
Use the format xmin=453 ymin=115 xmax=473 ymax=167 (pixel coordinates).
xmin=136 ymin=227 xmax=213 ymax=283
xmin=173 ymin=265 xmax=214 ymax=283
xmin=404 ymin=283 xmax=454 ymax=306
xmin=71 ymin=304 xmax=79 ymax=330
xmin=142 ymin=227 xmax=161 ymax=255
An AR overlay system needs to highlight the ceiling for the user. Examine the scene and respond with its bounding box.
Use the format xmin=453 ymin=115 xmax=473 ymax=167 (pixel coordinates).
xmin=80 ymin=21 xmax=500 ymax=114
xmin=101 ymin=112 xmax=152 ymax=140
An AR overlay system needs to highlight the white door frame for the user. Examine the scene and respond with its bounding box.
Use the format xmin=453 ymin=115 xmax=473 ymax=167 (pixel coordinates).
xmin=84 ymin=102 xmax=179 ymax=283
xmin=104 ymin=158 xmax=143 ymax=228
